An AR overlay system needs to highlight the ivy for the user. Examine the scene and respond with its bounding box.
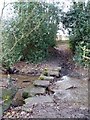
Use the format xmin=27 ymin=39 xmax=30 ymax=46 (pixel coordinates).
xmin=61 ymin=1 xmax=90 ymax=66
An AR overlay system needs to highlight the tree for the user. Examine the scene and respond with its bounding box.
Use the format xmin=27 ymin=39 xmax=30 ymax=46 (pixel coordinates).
xmin=1 ymin=2 xmax=60 ymax=67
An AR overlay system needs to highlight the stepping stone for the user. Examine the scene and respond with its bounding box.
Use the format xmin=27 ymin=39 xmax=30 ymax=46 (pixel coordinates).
xmin=12 ymin=90 xmax=25 ymax=107
xmin=48 ymin=70 xmax=60 ymax=77
xmin=25 ymin=95 xmax=53 ymax=105
xmin=22 ymin=86 xmax=45 ymax=96
xmin=30 ymin=87 xmax=45 ymax=95
xmin=34 ymin=80 xmax=49 ymax=88
xmin=43 ymin=67 xmax=61 ymax=77
xmin=53 ymin=90 xmax=71 ymax=100
xmin=50 ymin=77 xmax=77 ymax=92
xmin=51 ymin=67 xmax=61 ymax=72
xmin=39 ymin=75 xmax=54 ymax=81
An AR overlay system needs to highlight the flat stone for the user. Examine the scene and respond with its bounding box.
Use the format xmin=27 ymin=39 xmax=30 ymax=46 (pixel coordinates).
xmin=39 ymin=75 xmax=54 ymax=81
xmin=60 ymin=76 xmax=70 ymax=81
xmin=12 ymin=90 xmax=25 ymax=107
xmin=25 ymin=95 xmax=53 ymax=105
xmin=30 ymin=87 xmax=45 ymax=95
xmin=22 ymin=86 xmax=45 ymax=96
xmin=48 ymin=70 xmax=60 ymax=77
xmin=34 ymin=80 xmax=49 ymax=88
xmin=51 ymin=76 xmax=88 ymax=108
xmin=51 ymin=76 xmax=78 ymax=92
xmin=21 ymin=105 xmax=33 ymax=112
xmin=51 ymin=67 xmax=61 ymax=72
xmin=53 ymin=90 xmax=71 ymax=100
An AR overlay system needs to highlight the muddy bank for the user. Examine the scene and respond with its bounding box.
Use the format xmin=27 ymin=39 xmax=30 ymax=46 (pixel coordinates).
xmin=1 ymin=43 xmax=88 ymax=79
xmin=3 ymin=44 xmax=87 ymax=80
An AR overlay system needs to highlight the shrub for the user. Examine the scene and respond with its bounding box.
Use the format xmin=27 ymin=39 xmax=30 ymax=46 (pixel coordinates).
xmin=1 ymin=2 xmax=60 ymax=68
xmin=61 ymin=1 xmax=90 ymax=65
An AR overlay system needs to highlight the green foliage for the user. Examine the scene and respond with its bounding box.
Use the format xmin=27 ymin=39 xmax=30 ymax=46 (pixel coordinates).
xmin=74 ymin=41 xmax=90 ymax=66
xmin=1 ymin=2 xmax=60 ymax=67
xmin=43 ymin=71 xmax=48 ymax=76
xmin=22 ymin=92 xmax=29 ymax=99
xmin=61 ymin=1 xmax=90 ymax=65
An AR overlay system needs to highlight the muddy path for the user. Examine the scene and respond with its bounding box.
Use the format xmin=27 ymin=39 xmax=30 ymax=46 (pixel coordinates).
xmin=13 ymin=41 xmax=88 ymax=78
xmin=14 ymin=43 xmax=73 ymax=77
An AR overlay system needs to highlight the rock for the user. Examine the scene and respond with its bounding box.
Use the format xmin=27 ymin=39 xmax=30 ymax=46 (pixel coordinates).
xmin=14 ymin=106 xmax=22 ymax=110
xmin=51 ymin=82 xmax=73 ymax=92
xmin=6 ymin=112 xmax=11 ymax=117
xmin=20 ymin=111 xmax=26 ymax=116
xmin=24 ymin=95 xmax=53 ymax=105
xmin=60 ymin=75 xmax=70 ymax=81
xmin=43 ymin=67 xmax=61 ymax=77
xmin=48 ymin=70 xmax=60 ymax=77
xmin=12 ymin=90 xmax=25 ymax=107
xmin=1 ymin=86 xmax=17 ymax=112
xmin=51 ymin=76 xmax=88 ymax=108
xmin=11 ymin=111 xmax=16 ymax=116
xmin=53 ymin=90 xmax=71 ymax=100
xmin=12 ymin=99 xmax=25 ymax=107
xmin=34 ymin=80 xmax=50 ymax=88
xmin=22 ymin=106 xmax=33 ymax=112
xmin=22 ymin=86 xmax=46 ymax=96
xmin=39 ymin=75 xmax=54 ymax=81
xmin=50 ymin=67 xmax=61 ymax=72
xmin=33 ymin=87 xmax=45 ymax=94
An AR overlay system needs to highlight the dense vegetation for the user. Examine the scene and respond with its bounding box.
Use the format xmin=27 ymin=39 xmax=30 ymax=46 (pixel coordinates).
xmin=1 ymin=2 xmax=60 ymax=67
xmin=61 ymin=1 xmax=90 ymax=66
xmin=1 ymin=1 xmax=90 ymax=69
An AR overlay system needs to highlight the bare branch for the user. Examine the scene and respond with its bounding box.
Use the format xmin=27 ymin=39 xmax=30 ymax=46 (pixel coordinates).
xmin=0 ymin=0 xmax=5 ymax=22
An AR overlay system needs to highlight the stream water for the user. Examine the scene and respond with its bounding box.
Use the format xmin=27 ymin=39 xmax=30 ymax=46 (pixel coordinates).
xmin=0 ymin=73 xmax=39 ymax=111
xmin=0 ymin=73 xmax=89 ymax=113
xmin=0 ymin=74 xmax=39 ymax=88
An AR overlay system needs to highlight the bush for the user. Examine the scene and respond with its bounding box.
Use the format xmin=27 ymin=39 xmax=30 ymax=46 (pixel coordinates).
xmin=1 ymin=2 xmax=60 ymax=67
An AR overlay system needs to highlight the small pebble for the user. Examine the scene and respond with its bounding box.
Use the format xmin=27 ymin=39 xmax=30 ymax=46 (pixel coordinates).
xmin=26 ymin=113 xmax=30 ymax=117
xmin=12 ymin=111 xmax=15 ymax=115
xmin=6 ymin=112 xmax=11 ymax=117
xmin=20 ymin=111 xmax=26 ymax=115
